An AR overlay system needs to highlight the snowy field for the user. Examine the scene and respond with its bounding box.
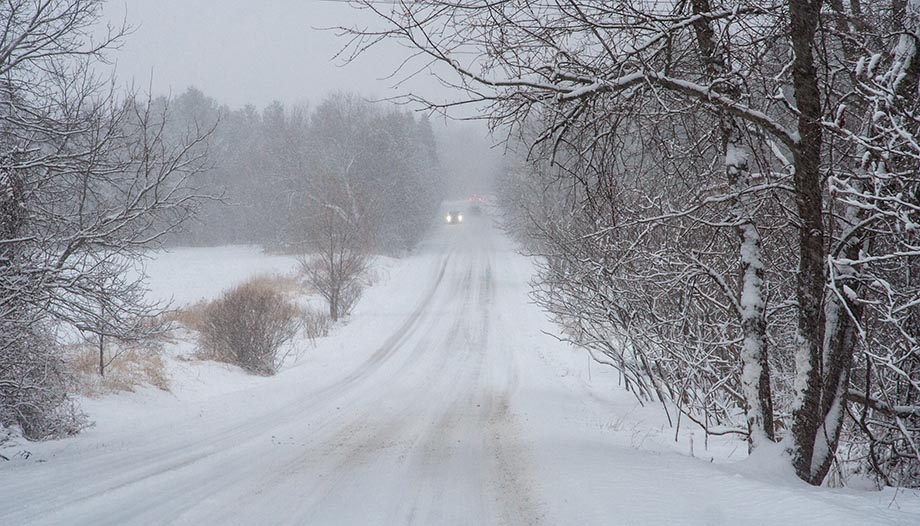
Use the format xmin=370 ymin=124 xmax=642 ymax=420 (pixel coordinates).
xmin=142 ymin=245 xmax=301 ymax=307
xmin=1 ymin=217 xmax=919 ymax=525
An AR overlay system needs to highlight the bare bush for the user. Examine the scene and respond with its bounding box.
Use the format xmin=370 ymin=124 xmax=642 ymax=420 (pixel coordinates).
xmin=0 ymin=325 xmax=85 ymax=441
xmin=198 ymin=280 xmax=301 ymax=375
xmin=339 ymin=282 xmax=364 ymax=318
xmin=301 ymin=308 xmax=331 ymax=345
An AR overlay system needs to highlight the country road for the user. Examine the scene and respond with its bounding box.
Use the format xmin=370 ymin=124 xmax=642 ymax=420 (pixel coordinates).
xmin=1 ymin=215 xmax=918 ymax=526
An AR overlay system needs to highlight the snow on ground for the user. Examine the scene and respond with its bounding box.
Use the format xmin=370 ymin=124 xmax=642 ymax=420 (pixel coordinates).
xmin=142 ymin=245 xmax=301 ymax=306
xmin=2 ymin=216 xmax=919 ymax=525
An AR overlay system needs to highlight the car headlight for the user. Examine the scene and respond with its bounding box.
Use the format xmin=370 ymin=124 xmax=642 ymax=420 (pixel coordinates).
xmin=458 ymin=214 xmax=463 ymax=222
xmin=446 ymin=215 xmax=452 ymax=222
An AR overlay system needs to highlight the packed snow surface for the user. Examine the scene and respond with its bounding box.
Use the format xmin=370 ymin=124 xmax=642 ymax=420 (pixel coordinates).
xmin=2 ymin=217 xmax=919 ymax=525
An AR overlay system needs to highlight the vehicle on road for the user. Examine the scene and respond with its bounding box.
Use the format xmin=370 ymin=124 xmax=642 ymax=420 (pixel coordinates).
xmin=446 ymin=210 xmax=463 ymax=224
xmin=468 ymin=194 xmax=484 ymax=215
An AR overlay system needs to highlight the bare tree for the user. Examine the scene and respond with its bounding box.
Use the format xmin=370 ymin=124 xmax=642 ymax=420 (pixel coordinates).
xmin=0 ymin=0 xmax=211 ymax=439
xmin=299 ymin=174 xmax=371 ymax=322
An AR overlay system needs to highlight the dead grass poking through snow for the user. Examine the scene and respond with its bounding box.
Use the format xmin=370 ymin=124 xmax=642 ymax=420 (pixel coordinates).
xmin=162 ymin=299 xmax=210 ymax=332
xmin=67 ymin=340 xmax=169 ymax=397
xmin=244 ymin=273 xmax=301 ymax=296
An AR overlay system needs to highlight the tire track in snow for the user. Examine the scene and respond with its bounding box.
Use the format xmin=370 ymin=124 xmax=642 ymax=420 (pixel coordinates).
xmin=193 ymin=246 xmax=477 ymax=524
xmin=400 ymin=255 xmax=487 ymax=524
xmin=284 ymin=256 xmax=480 ymax=521
xmin=481 ymin=245 xmax=547 ymax=526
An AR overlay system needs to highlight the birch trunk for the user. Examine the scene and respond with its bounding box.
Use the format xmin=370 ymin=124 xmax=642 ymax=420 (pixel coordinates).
xmin=689 ymin=0 xmax=775 ymax=446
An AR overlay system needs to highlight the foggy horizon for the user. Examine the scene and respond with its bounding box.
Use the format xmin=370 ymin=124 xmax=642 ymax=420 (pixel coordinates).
xmin=99 ymin=0 xmax=503 ymax=199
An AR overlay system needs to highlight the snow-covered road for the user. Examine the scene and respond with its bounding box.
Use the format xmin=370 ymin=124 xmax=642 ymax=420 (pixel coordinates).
xmin=2 ymin=217 xmax=919 ymax=525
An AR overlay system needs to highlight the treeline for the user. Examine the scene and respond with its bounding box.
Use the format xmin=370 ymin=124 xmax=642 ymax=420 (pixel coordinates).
xmin=160 ymin=88 xmax=443 ymax=253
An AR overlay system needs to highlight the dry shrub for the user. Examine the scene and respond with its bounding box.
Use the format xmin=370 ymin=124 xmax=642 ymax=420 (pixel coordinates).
xmin=245 ymin=273 xmax=300 ymax=296
xmin=162 ymin=274 xmax=299 ymax=333
xmin=198 ymin=279 xmax=301 ymax=375
xmin=67 ymin=340 xmax=169 ymax=397
xmin=302 ymin=308 xmax=331 ymax=345
xmin=161 ymin=300 xmax=210 ymax=332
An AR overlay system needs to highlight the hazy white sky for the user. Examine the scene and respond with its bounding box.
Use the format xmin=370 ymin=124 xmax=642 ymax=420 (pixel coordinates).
xmin=101 ymin=0 xmax=502 ymax=194
xmin=103 ymin=0 xmax=455 ymax=109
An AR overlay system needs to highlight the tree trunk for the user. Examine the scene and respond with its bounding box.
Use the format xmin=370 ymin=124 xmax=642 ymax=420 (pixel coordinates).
xmin=99 ymin=335 xmax=105 ymax=377
xmin=689 ymin=0 xmax=775 ymax=446
xmin=736 ymin=214 xmax=775 ymax=445
xmin=787 ymin=0 xmax=829 ymax=485
xmin=330 ymin=289 xmax=339 ymax=322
